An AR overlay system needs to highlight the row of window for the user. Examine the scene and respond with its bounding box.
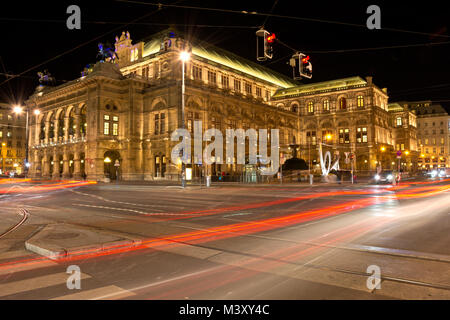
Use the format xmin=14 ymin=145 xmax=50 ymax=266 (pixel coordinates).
xmin=418 ymin=138 xmax=446 ymax=145
xmin=420 ymin=147 xmax=446 ymax=155
xmin=193 ymin=65 xmax=269 ymax=100
xmin=297 ymin=96 xmax=365 ymax=114
xmin=418 ymin=121 xmax=448 ymax=127
xmin=306 ymin=127 xmax=368 ymax=145
xmin=419 ymin=129 xmax=446 ymax=135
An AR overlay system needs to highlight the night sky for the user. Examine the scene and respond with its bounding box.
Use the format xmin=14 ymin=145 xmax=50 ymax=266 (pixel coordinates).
xmin=1 ymin=1 xmax=449 ymax=112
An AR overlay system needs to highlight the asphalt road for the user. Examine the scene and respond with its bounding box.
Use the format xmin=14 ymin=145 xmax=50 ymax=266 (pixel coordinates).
xmin=0 ymin=178 xmax=449 ymax=300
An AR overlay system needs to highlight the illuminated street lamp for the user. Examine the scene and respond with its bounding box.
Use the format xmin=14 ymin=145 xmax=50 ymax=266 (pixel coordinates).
xmin=13 ymin=105 xmax=40 ymax=175
xmin=180 ymin=50 xmax=191 ymax=188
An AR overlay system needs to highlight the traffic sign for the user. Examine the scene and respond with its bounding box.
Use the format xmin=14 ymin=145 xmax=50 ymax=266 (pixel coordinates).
xmin=396 ymin=150 xmax=402 ymax=157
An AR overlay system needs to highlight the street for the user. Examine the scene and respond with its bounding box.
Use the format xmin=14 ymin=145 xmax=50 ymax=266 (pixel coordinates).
xmin=0 ymin=178 xmax=449 ymax=300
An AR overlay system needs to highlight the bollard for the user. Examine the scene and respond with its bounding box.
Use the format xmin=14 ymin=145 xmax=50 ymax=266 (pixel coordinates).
xmin=206 ymin=175 xmax=211 ymax=188
xmin=309 ymin=174 xmax=313 ymax=185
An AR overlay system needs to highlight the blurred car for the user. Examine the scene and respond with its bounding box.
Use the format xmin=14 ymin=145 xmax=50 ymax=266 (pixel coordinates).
xmin=374 ymin=170 xmax=395 ymax=184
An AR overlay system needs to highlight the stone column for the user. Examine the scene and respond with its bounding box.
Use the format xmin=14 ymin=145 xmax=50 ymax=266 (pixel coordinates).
xmin=44 ymin=120 xmax=50 ymax=144
xmin=74 ymin=115 xmax=81 ymax=140
xmin=73 ymin=152 xmax=82 ymax=180
xmin=52 ymin=150 xmax=60 ymax=180
xmin=64 ymin=116 xmax=70 ymax=142
xmin=42 ymin=151 xmax=51 ymax=179
xmin=62 ymin=150 xmax=70 ymax=179
xmin=31 ymin=150 xmax=41 ymax=178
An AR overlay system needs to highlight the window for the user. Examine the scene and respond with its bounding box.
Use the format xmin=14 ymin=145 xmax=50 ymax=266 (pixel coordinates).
xmin=154 ymin=114 xmax=159 ymax=134
xmin=441 ymin=147 xmax=445 ymax=154
xmin=234 ymin=79 xmax=241 ymax=92
xmin=441 ymin=138 xmax=445 ymax=145
xmin=339 ymin=97 xmax=347 ymax=110
xmin=256 ymin=87 xmax=262 ymax=97
xmin=291 ymin=104 xmax=299 ymax=113
xmin=323 ymin=100 xmax=330 ymax=111
xmin=207 ymin=70 xmax=217 ymax=85
xmin=142 ymin=66 xmax=149 ymax=79
xmin=7 ymin=115 xmax=12 ymax=121
xmin=357 ymin=95 xmax=364 ymax=107
xmin=396 ymin=117 xmax=402 ymax=126
xmin=306 ymin=131 xmax=316 ymax=145
xmin=0 ymin=132 xmax=2 ymax=138
xmin=307 ymin=102 xmax=314 ymax=113
xmin=103 ymin=122 xmax=110 ymax=135
xmin=221 ymin=75 xmax=229 ymax=89
xmin=187 ymin=112 xmax=193 ymax=132
xmin=322 ymin=130 xmax=332 ymax=142
xmin=7 ymin=132 xmax=11 ymax=138
xmin=265 ymin=90 xmax=270 ymax=101
xmin=193 ymin=65 xmax=202 ymax=80
xmin=425 ymin=138 xmax=429 ymax=145
xmin=160 ymin=113 xmax=165 ymax=134
xmin=244 ymin=82 xmax=252 ymax=95
xmin=112 ymin=116 xmax=119 ymax=136
xmin=339 ymin=128 xmax=350 ymax=144
xmin=401 ymin=144 xmax=405 ymax=150
xmin=356 ymin=127 xmax=368 ymax=143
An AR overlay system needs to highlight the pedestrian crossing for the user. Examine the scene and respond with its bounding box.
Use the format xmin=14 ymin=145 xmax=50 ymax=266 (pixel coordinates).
xmin=0 ymin=268 xmax=135 ymax=300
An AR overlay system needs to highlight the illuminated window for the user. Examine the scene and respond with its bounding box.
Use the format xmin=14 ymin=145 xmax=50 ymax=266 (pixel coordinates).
xmin=441 ymin=138 xmax=445 ymax=145
xmin=104 ymin=115 xmax=110 ymax=120
xmin=339 ymin=128 xmax=350 ymax=144
xmin=103 ymin=122 xmax=109 ymax=135
xmin=306 ymin=131 xmax=316 ymax=145
xmin=112 ymin=123 xmax=118 ymax=136
xmin=7 ymin=115 xmax=12 ymax=121
xmin=0 ymin=131 xmax=2 ymax=138
xmin=323 ymin=100 xmax=330 ymax=111
xmin=307 ymin=102 xmax=314 ymax=113
xmin=356 ymin=127 xmax=367 ymax=143
xmin=256 ymin=87 xmax=262 ymax=97
xmin=396 ymin=117 xmax=402 ymax=126
xmin=357 ymin=95 xmax=364 ymax=107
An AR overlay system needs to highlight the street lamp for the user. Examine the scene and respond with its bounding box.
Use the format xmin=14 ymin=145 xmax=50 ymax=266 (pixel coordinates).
xmin=13 ymin=105 xmax=40 ymax=176
xmin=180 ymin=51 xmax=190 ymax=188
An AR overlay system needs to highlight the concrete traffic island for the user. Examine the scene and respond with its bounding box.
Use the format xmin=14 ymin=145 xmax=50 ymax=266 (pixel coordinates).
xmin=25 ymin=224 xmax=141 ymax=260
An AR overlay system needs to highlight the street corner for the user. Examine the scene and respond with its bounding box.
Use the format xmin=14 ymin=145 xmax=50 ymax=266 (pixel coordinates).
xmin=24 ymin=223 xmax=132 ymax=260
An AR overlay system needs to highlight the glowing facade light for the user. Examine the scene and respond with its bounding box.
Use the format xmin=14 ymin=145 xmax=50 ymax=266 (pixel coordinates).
xmin=179 ymin=51 xmax=191 ymax=62
xmin=13 ymin=105 xmax=23 ymax=114
xmin=34 ymin=109 xmax=41 ymax=115
xmin=104 ymin=157 xmax=112 ymax=163
xmin=380 ymin=146 xmax=386 ymax=152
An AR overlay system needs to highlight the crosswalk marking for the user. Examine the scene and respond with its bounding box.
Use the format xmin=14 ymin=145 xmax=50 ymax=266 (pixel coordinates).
xmin=0 ymin=272 xmax=91 ymax=298
xmin=0 ymin=260 xmax=58 ymax=277
xmin=52 ymin=285 xmax=135 ymax=300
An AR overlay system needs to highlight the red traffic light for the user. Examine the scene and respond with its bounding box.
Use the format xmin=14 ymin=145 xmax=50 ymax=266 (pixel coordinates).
xmin=301 ymin=55 xmax=310 ymax=64
xmin=267 ymin=33 xmax=276 ymax=43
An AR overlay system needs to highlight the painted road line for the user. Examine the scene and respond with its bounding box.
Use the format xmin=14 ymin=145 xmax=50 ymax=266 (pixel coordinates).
xmin=52 ymin=285 xmax=135 ymax=300
xmin=0 ymin=272 xmax=91 ymax=297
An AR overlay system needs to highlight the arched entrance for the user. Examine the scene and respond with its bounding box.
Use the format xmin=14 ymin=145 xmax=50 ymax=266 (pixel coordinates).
xmin=104 ymin=150 xmax=121 ymax=180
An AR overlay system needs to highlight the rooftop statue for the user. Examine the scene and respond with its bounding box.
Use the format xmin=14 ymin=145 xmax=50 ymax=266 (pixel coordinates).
xmin=96 ymin=42 xmax=119 ymax=63
xmin=37 ymin=70 xmax=56 ymax=85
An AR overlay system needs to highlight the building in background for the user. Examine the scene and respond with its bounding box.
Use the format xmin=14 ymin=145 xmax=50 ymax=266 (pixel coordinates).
xmin=395 ymin=101 xmax=449 ymax=170
xmin=270 ymin=76 xmax=411 ymax=175
xmin=0 ymin=102 xmax=27 ymax=175
xmin=387 ymin=103 xmax=419 ymax=173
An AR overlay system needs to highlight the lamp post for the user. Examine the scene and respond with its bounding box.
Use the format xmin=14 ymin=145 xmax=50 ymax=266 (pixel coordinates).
xmin=1 ymin=142 xmax=5 ymax=175
xmin=179 ymin=51 xmax=190 ymax=188
xmin=13 ymin=105 xmax=40 ymax=176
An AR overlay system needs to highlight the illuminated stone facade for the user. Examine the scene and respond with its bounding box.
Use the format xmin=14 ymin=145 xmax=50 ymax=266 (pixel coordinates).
xmin=25 ymin=31 xmax=299 ymax=181
xmin=271 ymin=76 xmax=418 ymax=174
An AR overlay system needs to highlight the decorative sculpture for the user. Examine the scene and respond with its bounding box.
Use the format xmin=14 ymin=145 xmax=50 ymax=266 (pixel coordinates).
xmin=37 ymin=70 xmax=56 ymax=85
xmin=96 ymin=42 xmax=119 ymax=63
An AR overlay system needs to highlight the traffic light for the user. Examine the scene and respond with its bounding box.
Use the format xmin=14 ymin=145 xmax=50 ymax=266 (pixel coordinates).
xmin=290 ymin=52 xmax=313 ymax=80
xmin=256 ymin=29 xmax=275 ymax=61
xmin=299 ymin=53 xmax=312 ymax=79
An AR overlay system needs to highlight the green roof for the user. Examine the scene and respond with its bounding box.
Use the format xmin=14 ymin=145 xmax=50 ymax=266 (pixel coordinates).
xmin=272 ymin=76 xmax=368 ymax=99
xmin=388 ymin=103 xmax=404 ymax=112
xmin=142 ymin=31 xmax=298 ymax=89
